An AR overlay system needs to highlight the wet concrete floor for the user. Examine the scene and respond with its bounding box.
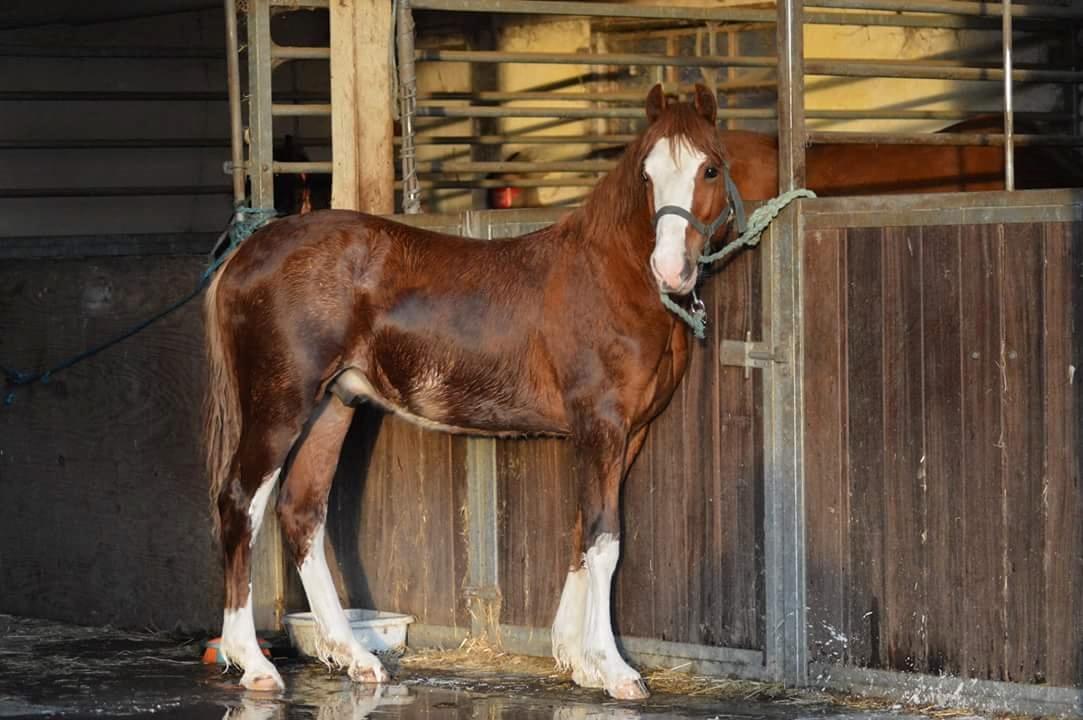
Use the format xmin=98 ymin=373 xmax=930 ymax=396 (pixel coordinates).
xmin=0 ymin=615 xmax=937 ymax=720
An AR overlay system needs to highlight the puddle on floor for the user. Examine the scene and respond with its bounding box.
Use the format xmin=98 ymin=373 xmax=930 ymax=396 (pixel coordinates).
xmin=0 ymin=615 xmax=931 ymax=720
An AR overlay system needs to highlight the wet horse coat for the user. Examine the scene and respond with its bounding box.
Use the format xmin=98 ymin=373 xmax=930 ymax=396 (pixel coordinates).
xmin=203 ymin=84 xmax=739 ymax=699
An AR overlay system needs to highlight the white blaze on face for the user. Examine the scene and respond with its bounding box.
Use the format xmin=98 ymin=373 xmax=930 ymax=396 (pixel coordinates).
xmin=644 ymin=137 xmax=706 ymax=293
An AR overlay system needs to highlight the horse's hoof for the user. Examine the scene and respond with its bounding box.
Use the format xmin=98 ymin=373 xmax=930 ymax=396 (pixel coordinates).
xmin=241 ymin=672 xmax=284 ymax=692
xmin=609 ymin=678 xmax=649 ymax=700
xmin=348 ymin=663 xmax=389 ymax=684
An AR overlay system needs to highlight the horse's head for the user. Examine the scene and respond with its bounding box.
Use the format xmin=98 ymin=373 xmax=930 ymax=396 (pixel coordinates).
xmin=640 ymin=83 xmax=735 ymax=296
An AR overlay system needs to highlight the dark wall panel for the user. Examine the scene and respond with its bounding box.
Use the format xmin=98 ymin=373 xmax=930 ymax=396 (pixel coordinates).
xmin=0 ymin=257 xmax=220 ymax=631
xmin=803 ymin=222 xmax=1083 ymax=686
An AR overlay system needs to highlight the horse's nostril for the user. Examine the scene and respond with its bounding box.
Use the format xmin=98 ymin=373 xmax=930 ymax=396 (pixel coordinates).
xmin=680 ymin=258 xmax=695 ymax=283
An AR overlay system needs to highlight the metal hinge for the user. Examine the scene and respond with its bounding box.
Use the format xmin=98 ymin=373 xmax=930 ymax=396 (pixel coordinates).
xmin=720 ymin=332 xmax=787 ymax=378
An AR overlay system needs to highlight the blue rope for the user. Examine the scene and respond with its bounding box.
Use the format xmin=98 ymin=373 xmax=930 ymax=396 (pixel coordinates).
xmin=2 ymin=204 xmax=276 ymax=406
xmin=660 ymin=188 xmax=817 ymax=340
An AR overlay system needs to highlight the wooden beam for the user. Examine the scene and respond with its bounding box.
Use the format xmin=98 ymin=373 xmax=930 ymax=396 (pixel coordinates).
xmin=330 ymin=0 xmax=394 ymax=213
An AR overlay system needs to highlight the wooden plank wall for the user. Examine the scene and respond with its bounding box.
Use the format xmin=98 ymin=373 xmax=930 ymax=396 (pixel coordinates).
xmin=803 ymin=222 xmax=1083 ymax=685
xmin=497 ymin=249 xmax=765 ymax=650
xmin=0 ymin=257 xmax=221 ymax=631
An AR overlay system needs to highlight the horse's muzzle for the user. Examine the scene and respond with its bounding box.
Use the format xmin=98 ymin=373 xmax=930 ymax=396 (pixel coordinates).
xmin=651 ymin=255 xmax=697 ymax=295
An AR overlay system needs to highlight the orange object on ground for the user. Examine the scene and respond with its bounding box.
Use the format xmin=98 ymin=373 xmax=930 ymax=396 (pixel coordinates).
xmin=201 ymin=636 xmax=271 ymax=665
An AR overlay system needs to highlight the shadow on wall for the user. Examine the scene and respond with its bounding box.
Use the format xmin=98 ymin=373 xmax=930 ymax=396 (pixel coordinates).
xmin=325 ymin=404 xmax=385 ymax=613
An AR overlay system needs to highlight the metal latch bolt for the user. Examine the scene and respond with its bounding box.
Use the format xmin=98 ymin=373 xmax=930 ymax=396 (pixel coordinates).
xmin=719 ymin=332 xmax=787 ymax=378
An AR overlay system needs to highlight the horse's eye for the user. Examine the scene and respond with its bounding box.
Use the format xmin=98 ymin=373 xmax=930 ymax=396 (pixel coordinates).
xmin=704 ymin=166 xmax=719 ymax=180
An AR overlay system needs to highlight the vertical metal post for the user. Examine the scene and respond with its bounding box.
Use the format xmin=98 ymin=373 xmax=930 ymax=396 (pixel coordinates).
xmin=776 ymin=0 xmax=806 ymax=192
xmin=461 ymin=211 xmax=502 ymax=639
xmin=1002 ymin=0 xmax=1015 ymax=191
xmin=223 ymin=0 xmax=245 ymax=204
xmin=765 ymin=0 xmax=808 ymax=687
xmin=245 ymin=0 xmax=284 ymax=631
xmin=247 ymin=0 xmax=274 ymax=209
xmin=464 ymin=438 xmax=502 ymax=641
xmin=396 ymin=0 xmax=421 ymax=214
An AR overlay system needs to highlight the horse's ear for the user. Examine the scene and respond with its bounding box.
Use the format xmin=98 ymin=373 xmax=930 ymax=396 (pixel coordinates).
xmin=646 ymin=84 xmax=667 ymax=124
xmin=693 ymin=84 xmax=717 ymax=125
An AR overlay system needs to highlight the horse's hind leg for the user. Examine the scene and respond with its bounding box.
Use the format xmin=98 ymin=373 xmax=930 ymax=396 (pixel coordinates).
xmin=218 ymin=423 xmax=299 ymax=691
xmin=553 ymin=423 xmax=649 ymax=700
xmin=278 ymin=394 xmax=389 ymax=684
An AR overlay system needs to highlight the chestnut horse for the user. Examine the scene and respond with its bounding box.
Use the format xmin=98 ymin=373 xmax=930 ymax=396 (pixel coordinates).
xmin=203 ymin=83 xmax=741 ymax=699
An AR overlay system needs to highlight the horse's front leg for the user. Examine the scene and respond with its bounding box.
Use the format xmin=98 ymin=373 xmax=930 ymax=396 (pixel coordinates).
xmin=553 ymin=421 xmax=649 ymax=700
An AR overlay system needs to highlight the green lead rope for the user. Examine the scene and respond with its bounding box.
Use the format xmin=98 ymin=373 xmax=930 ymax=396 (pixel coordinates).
xmin=661 ymin=188 xmax=817 ymax=340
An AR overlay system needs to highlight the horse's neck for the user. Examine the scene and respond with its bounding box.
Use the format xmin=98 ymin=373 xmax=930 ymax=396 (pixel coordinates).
xmin=570 ymin=168 xmax=655 ymax=271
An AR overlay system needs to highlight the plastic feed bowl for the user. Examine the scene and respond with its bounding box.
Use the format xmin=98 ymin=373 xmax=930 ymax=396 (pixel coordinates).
xmin=283 ymin=609 xmax=414 ymax=656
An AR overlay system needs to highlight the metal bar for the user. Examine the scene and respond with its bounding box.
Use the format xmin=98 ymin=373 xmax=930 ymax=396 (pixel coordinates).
xmin=272 ymin=103 xmax=332 ymax=116
xmin=0 ymin=186 xmax=231 ymax=198
xmin=0 ymin=91 xmax=226 ymax=101
xmin=1002 ymin=0 xmax=1015 ymax=191
xmin=270 ymin=0 xmax=327 ymax=6
xmin=0 ymin=44 xmax=224 ymax=59
xmin=766 ymin=0 xmax=808 ymax=688
xmin=408 ymin=134 xmax=636 ymax=146
xmin=397 ymin=0 xmax=422 ymax=214
xmin=409 ymin=0 xmax=1063 ymax=28
xmin=410 ymin=0 xmax=773 ymax=22
xmin=807 ymin=131 xmax=1083 ymax=146
xmin=0 ymin=90 xmax=330 ymax=102
xmin=273 ymin=161 xmax=332 ymax=173
xmin=418 ymin=49 xmax=775 ymax=68
xmin=415 ymin=106 xmax=773 ymax=119
xmin=807 ymin=109 xmax=1073 ymax=121
xmin=419 ymin=82 xmax=777 ymax=102
xmin=463 ymin=436 xmax=501 ymax=641
xmin=224 ymin=0 xmax=245 ymax=204
xmin=415 ymin=48 xmax=1083 ymax=82
xmin=0 ymin=138 xmax=237 ymax=149
xmin=271 ymin=44 xmax=329 ymax=60
xmin=808 ymin=0 xmax=1083 ymax=21
xmin=459 ymin=207 xmax=504 ymax=636
xmin=804 ymin=59 xmax=1083 ymax=83
xmin=417 ymin=160 xmax=615 ymax=173
xmin=248 ymin=0 xmax=275 ymax=210
xmin=246 ymin=0 xmax=284 ymax=633
xmin=402 ymin=178 xmax=599 ymax=189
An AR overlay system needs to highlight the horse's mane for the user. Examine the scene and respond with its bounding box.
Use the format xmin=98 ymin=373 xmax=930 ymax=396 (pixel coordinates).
xmin=562 ymin=101 xmax=729 ymax=244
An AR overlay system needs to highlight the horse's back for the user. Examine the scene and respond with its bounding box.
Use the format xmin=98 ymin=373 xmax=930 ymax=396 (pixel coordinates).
xmin=214 ymin=208 xmax=574 ymax=437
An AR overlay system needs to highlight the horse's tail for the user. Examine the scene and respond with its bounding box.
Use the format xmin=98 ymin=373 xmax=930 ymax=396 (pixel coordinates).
xmin=203 ymin=260 xmax=241 ymax=539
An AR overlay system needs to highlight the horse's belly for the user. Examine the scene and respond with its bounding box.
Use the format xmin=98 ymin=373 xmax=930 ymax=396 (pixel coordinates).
xmin=332 ymin=367 xmax=564 ymax=438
